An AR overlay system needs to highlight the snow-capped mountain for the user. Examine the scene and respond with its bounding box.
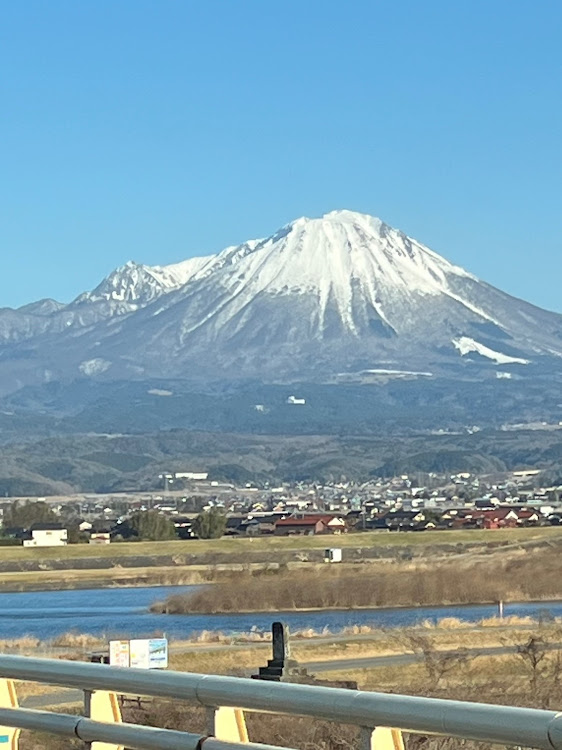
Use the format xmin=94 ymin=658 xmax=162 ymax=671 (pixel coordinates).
xmin=1 ymin=209 xmax=562 ymax=396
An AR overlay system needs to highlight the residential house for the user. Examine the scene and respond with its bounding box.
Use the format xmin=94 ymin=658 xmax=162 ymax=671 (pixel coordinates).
xmin=89 ymin=532 xmax=111 ymax=545
xmin=22 ymin=524 xmax=68 ymax=547
xmin=239 ymin=513 xmax=286 ymax=536
xmin=172 ymin=517 xmax=196 ymax=539
xmin=224 ymin=516 xmax=245 ymax=536
xmin=274 ymin=514 xmax=346 ymax=536
xmin=382 ymin=510 xmax=428 ymax=531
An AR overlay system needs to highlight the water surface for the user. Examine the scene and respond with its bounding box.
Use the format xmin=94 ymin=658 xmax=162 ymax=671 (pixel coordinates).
xmin=0 ymin=587 xmax=560 ymax=641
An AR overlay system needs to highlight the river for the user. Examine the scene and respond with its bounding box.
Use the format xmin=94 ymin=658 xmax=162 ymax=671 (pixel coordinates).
xmin=0 ymin=586 xmax=561 ymax=641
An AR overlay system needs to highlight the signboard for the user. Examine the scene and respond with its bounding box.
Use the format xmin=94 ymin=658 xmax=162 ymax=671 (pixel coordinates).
xmin=109 ymin=640 xmax=130 ymax=668
xmin=148 ymin=638 xmax=168 ymax=669
xmin=129 ymin=639 xmax=168 ymax=669
xmin=129 ymin=640 xmax=149 ymax=669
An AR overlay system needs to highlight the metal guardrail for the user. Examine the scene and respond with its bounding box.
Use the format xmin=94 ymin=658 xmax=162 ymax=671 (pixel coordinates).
xmin=0 ymin=707 xmax=287 ymax=750
xmin=0 ymin=654 xmax=560 ymax=749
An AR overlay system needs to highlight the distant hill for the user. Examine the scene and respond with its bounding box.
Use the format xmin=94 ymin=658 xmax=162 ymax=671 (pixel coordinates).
xmin=1 ymin=427 xmax=561 ymax=495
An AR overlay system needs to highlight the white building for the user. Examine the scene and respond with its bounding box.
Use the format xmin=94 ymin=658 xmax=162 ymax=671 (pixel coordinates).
xmin=23 ymin=525 xmax=67 ymax=547
xmin=89 ymin=532 xmax=111 ymax=545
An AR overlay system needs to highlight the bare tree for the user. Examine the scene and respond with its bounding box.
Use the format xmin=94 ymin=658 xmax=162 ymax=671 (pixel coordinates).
xmin=395 ymin=631 xmax=472 ymax=690
xmin=515 ymin=636 xmax=547 ymax=695
xmin=510 ymin=632 xmax=562 ymax=708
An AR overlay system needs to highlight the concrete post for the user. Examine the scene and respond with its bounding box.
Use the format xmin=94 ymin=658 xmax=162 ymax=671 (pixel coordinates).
xmin=0 ymin=679 xmax=19 ymax=749
xmin=84 ymin=689 xmax=123 ymax=750
xmin=207 ymin=707 xmax=248 ymax=743
xmin=361 ymin=726 xmax=404 ymax=750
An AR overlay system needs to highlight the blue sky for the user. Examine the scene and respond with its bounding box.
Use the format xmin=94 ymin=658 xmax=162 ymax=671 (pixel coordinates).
xmin=2 ymin=1 xmax=561 ymax=311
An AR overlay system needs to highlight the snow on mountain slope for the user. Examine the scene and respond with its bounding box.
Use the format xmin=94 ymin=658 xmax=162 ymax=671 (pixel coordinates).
xmin=0 ymin=254 xmax=215 ymax=345
xmin=129 ymin=210 xmax=488 ymax=343
xmin=1 ymin=209 xmax=562 ymax=393
xmin=50 ymin=209 xmax=558 ymax=386
xmin=453 ymin=337 xmax=530 ymax=365
xmin=129 ymin=210 xmax=551 ymax=345
xmin=202 ymin=209 xmax=481 ymax=335
xmin=75 ymin=255 xmax=214 ymax=305
xmin=17 ymin=299 xmax=66 ymax=316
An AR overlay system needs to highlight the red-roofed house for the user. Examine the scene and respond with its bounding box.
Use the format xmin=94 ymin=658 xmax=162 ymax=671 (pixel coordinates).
xmin=481 ymin=509 xmax=519 ymax=529
xmin=274 ymin=515 xmax=346 ymax=536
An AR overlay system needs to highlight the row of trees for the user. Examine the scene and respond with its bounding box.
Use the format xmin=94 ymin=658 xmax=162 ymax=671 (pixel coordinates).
xmin=2 ymin=500 xmax=57 ymax=529
xmin=0 ymin=501 xmax=227 ymax=542
xmin=118 ymin=508 xmax=226 ymax=540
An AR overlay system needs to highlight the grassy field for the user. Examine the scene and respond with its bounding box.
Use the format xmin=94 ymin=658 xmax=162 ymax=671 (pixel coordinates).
xmin=0 ymin=525 xmax=560 ymax=562
xmin=0 ymin=526 xmax=559 ymax=592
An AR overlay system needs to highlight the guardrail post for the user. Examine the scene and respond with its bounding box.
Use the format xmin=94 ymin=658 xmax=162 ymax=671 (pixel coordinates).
xmin=84 ymin=689 xmax=123 ymax=750
xmin=0 ymin=679 xmax=19 ymax=749
xmin=360 ymin=726 xmax=404 ymax=750
xmin=207 ymin=706 xmax=248 ymax=743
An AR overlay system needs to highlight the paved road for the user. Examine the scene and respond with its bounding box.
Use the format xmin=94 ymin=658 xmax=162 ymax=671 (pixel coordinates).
xmin=306 ymin=643 xmax=513 ymax=672
xmin=22 ymin=642 xmax=542 ymax=710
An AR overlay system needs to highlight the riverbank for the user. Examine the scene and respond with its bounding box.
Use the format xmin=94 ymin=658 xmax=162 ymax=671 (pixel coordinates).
xmin=0 ymin=563 xmax=280 ymax=592
xmin=0 ymin=526 xmax=559 ymax=592
xmin=155 ymin=540 xmax=562 ymax=614
xmin=5 ymin=613 xmax=558 ymax=660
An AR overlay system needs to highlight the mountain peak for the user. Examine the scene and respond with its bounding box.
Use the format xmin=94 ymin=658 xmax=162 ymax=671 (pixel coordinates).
xmin=17 ymin=298 xmax=66 ymax=316
xmin=75 ymin=255 xmax=215 ymax=307
xmin=286 ymin=209 xmax=385 ymax=234
xmin=322 ymin=208 xmax=382 ymax=224
xmin=76 ymin=261 xmax=163 ymax=305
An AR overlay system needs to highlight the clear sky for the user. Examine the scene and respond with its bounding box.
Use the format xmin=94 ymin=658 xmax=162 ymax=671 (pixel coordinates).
xmin=2 ymin=1 xmax=561 ymax=311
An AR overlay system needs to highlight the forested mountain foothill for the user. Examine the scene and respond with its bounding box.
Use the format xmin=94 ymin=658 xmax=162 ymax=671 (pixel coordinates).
xmin=1 ymin=423 xmax=562 ymax=497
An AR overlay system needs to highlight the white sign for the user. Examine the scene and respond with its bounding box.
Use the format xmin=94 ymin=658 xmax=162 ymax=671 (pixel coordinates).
xmin=109 ymin=640 xmax=130 ymax=668
xmin=129 ymin=639 xmax=149 ymax=669
xmin=129 ymin=639 xmax=168 ymax=669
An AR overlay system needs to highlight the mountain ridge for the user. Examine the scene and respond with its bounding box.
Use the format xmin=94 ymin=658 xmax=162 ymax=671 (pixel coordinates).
xmin=0 ymin=210 xmax=561 ymax=401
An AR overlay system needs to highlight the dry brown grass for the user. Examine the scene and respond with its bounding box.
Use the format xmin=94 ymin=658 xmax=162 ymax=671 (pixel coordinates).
xmin=162 ymin=544 xmax=562 ymax=613
xmin=20 ymin=731 xmax=81 ymax=750
xmin=169 ymin=646 xmax=260 ymax=675
xmin=49 ymin=631 xmax=102 ymax=649
xmin=0 ymin=636 xmax=40 ymax=652
xmin=168 ymin=620 xmax=562 ymax=672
